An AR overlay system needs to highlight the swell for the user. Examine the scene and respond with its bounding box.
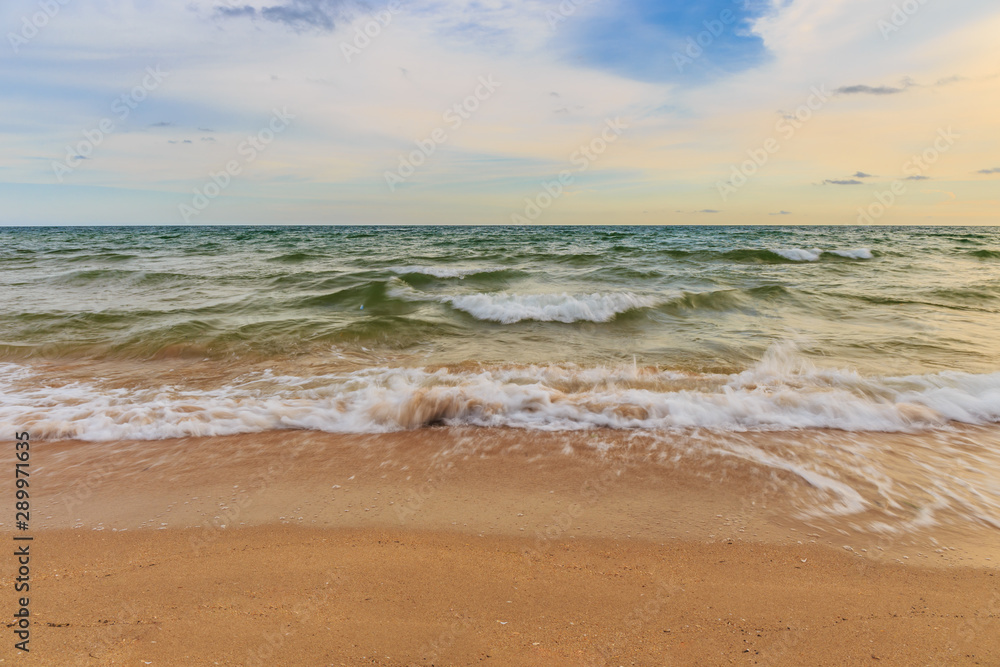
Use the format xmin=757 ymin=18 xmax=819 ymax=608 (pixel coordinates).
xmin=45 ymin=269 xmax=191 ymax=287
xmin=657 ymin=248 xmax=875 ymax=263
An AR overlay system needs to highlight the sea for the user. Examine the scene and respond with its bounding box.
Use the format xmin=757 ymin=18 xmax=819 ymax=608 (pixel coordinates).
xmin=2 ymin=225 xmax=999 ymax=534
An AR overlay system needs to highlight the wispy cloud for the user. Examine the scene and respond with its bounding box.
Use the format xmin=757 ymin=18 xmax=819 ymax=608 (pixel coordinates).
xmin=977 ymin=167 xmax=1000 ymax=175
xmin=823 ymin=179 xmax=863 ymax=185
xmin=835 ymin=84 xmax=908 ymax=95
xmin=215 ymin=0 xmax=350 ymax=31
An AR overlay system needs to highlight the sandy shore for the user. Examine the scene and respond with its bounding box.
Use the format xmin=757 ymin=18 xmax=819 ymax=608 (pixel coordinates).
xmin=3 ymin=428 xmax=999 ymax=665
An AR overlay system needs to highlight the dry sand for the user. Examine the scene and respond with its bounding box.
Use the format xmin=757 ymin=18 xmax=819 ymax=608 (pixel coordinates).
xmin=2 ymin=428 xmax=998 ymax=665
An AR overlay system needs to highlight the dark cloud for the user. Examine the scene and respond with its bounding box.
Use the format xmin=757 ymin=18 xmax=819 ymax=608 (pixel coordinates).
xmin=835 ymin=84 xmax=907 ymax=95
xmin=977 ymin=167 xmax=1000 ymax=175
xmin=823 ymin=179 xmax=863 ymax=185
xmin=699 ymin=209 xmax=719 ymax=213
xmin=217 ymin=5 xmax=256 ymax=18
xmin=769 ymin=211 xmax=791 ymax=216
xmin=852 ymin=172 xmax=873 ymax=178
xmin=201 ymin=137 xmax=216 ymax=142
xmin=198 ymin=127 xmax=214 ymax=133
xmin=905 ymin=175 xmax=931 ymax=180
xmin=149 ymin=121 xmax=172 ymax=127
xmin=834 ymin=76 xmax=967 ymax=97
xmin=216 ymin=0 xmax=349 ymax=31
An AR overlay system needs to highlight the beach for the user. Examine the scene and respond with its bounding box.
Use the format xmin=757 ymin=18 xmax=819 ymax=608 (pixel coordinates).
xmin=5 ymin=428 xmax=999 ymax=665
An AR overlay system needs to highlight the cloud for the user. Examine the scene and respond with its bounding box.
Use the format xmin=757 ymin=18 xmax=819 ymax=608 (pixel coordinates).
xmin=216 ymin=5 xmax=256 ymax=18
xmin=215 ymin=0 xmax=348 ymax=31
xmin=769 ymin=211 xmax=791 ymax=215
xmin=977 ymin=167 xmax=1000 ymax=174
xmin=149 ymin=121 xmax=173 ymax=127
xmin=823 ymin=179 xmax=863 ymax=185
xmin=198 ymin=127 xmax=215 ymax=133
xmin=835 ymin=84 xmax=908 ymax=95
xmin=905 ymin=175 xmax=931 ymax=180
xmin=852 ymin=172 xmax=873 ymax=178
xmin=699 ymin=209 xmax=720 ymax=213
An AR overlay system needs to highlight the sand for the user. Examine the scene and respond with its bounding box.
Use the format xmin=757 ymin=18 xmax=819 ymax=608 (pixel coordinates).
xmin=2 ymin=428 xmax=999 ymax=665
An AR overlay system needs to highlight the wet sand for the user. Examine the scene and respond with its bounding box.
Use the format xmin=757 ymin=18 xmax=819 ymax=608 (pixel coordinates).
xmin=3 ymin=429 xmax=999 ymax=665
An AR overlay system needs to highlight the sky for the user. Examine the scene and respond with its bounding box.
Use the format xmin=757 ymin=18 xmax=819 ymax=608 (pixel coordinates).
xmin=0 ymin=0 xmax=998 ymax=225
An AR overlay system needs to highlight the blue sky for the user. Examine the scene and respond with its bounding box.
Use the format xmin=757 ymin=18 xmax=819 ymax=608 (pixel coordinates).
xmin=1 ymin=0 xmax=998 ymax=225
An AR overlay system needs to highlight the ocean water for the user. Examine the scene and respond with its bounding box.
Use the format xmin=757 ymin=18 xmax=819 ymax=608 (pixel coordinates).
xmin=3 ymin=224 xmax=1000 ymax=532
xmin=1 ymin=224 xmax=999 ymax=434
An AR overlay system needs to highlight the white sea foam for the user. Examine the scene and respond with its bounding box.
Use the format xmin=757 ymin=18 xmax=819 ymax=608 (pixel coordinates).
xmin=2 ymin=346 xmax=999 ymax=442
xmin=774 ymin=248 xmax=823 ymax=261
xmin=773 ymin=248 xmax=872 ymax=261
xmin=390 ymin=266 xmax=495 ymax=279
xmin=387 ymin=280 xmax=660 ymax=323
xmin=442 ymin=292 xmax=658 ymax=323
xmin=828 ymin=248 xmax=873 ymax=259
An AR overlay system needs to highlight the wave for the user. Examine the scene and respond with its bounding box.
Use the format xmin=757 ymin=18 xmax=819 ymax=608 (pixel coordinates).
xmin=267 ymin=252 xmax=327 ymax=263
xmin=423 ymin=291 xmax=657 ymax=323
xmin=4 ymin=345 xmax=999 ymax=441
xmin=65 ymin=252 xmax=137 ymax=263
xmin=826 ymin=248 xmax=874 ymax=260
xmin=969 ymin=249 xmax=1000 ymax=260
xmin=773 ymin=248 xmax=873 ymax=262
xmin=46 ymin=269 xmax=189 ymax=287
xmin=692 ymin=248 xmax=876 ymax=263
xmin=659 ymin=285 xmax=790 ymax=313
xmin=389 ymin=266 xmax=501 ymax=279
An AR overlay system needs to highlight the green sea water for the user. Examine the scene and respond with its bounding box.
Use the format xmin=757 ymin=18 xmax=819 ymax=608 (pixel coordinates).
xmin=1 ymin=225 xmax=999 ymax=375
